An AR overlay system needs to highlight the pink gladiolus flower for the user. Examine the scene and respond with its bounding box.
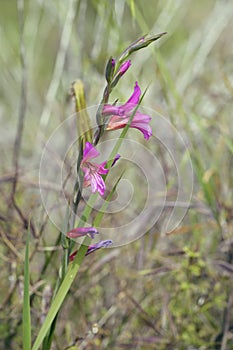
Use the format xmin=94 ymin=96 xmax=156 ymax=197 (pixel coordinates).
xmin=81 ymin=142 xmax=109 ymax=196
xmin=69 ymin=240 xmax=113 ymax=262
xmin=103 ymin=82 xmax=152 ymax=140
xmin=66 ymin=227 xmax=98 ymax=239
xmin=81 ymin=142 xmax=120 ymax=196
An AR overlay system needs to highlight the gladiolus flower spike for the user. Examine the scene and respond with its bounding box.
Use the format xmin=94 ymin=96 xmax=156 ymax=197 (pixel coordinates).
xmin=103 ymin=82 xmax=152 ymax=140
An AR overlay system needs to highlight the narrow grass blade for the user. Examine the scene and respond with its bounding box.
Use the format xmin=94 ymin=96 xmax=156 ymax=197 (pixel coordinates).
xmin=224 ymin=136 xmax=233 ymax=155
xmin=23 ymin=229 xmax=31 ymax=350
xmin=94 ymin=172 xmax=125 ymax=227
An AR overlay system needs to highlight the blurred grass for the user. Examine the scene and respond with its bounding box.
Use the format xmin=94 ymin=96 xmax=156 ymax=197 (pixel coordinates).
xmin=1 ymin=0 xmax=233 ymax=349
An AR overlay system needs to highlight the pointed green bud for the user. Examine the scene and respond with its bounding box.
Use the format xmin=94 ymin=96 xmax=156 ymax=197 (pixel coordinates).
xmin=105 ymin=57 xmax=115 ymax=83
xmin=119 ymin=32 xmax=167 ymax=62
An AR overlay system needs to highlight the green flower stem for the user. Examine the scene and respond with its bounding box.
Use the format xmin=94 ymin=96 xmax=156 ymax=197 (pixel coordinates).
xmin=42 ymin=154 xmax=84 ymax=348
xmin=23 ymin=229 xmax=31 ymax=350
xmin=32 ymin=92 xmax=146 ymax=349
xmin=82 ymin=88 xmax=148 ymax=224
xmin=93 ymin=172 xmax=124 ymax=227
xmin=32 ymin=236 xmax=91 ymax=350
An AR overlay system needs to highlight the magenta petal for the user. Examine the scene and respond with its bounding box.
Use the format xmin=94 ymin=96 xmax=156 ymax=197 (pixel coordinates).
xmin=82 ymin=166 xmax=90 ymax=177
xmin=102 ymin=105 xmax=124 ymax=116
xmin=82 ymin=166 xmax=91 ymax=185
xmin=133 ymin=112 xmax=152 ymax=123
xmin=132 ymin=123 xmax=152 ymax=140
xmin=83 ymin=142 xmax=99 ymax=161
xmin=130 ymin=112 xmax=152 ymax=139
xmin=81 ymin=142 xmax=109 ymax=196
xmin=90 ymin=174 xmax=98 ymax=194
xmin=90 ymin=172 xmax=106 ymax=196
xmin=98 ymin=162 xmax=109 ymax=175
xmin=124 ymin=81 xmax=141 ymax=107
xmin=106 ymin=115 xmax=129 ymax=130
xmin=104 ymin=82 xmax=152 ymax=141
xmin=95 ymin=174 xmax=106 ymax=196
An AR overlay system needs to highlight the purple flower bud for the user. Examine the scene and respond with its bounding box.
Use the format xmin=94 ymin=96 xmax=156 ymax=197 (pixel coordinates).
xmin=111 ymin=154 xmax=121 ymax=167
xmin=111 ymin=60 xmax=131 ymax=88
xmin=86 ymin=240 xmax=113 ymax=255
xmin=69 ymin=240 xmax=113 ymax=261
xmin=118 ymin=60 xmax=131 ymax=75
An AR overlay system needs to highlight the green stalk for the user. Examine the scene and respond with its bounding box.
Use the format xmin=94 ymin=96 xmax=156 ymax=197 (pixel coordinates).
xmin=80 ymin=87 xmax=148 ymax=225
xmin=93 ymin=172 xmax=124 ymax=227
xmin=32 ymin=236 xmax=91 ymax=350
xmin=23 ymin=229 xmax=31 ymax=350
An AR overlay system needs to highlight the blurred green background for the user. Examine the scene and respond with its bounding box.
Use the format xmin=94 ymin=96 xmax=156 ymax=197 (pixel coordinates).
xmin=1 ymin=0 xmax=233 ymax=349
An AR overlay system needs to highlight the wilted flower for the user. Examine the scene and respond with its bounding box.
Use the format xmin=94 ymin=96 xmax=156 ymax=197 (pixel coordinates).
xmin=66 ymin=227 xmax=98 ymax=239
xmin=81 ymin=142 xmax=109 ymax=196
xmin=103 ymin=82 xmax=152 ymax=140
xmin=69 ymin=240 xmax=113 ymax=261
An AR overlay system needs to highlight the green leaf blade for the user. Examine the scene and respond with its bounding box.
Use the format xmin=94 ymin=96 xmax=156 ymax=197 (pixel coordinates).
xmin=23 ymin=229 xmax=31 ymax=350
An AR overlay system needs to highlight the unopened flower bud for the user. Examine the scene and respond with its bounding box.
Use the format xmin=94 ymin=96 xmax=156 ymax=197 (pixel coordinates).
xmin=105 ymin=57 xmax=115 ymax=83
xmin=119 ymin=32 xmax=167 ymax=62
xmin=118 ymin=60 xmax=131 ymax=75
xmin=111 ymin=60 xmax=131 ymax=88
